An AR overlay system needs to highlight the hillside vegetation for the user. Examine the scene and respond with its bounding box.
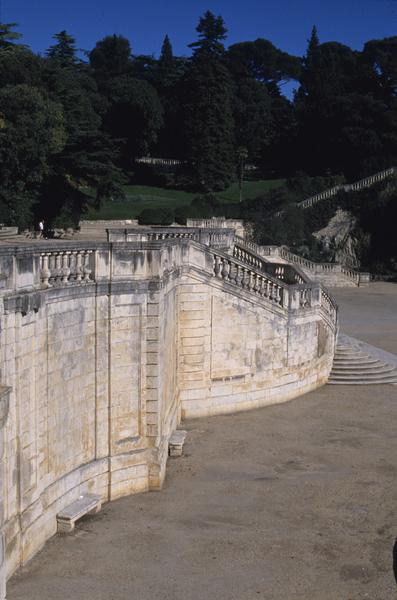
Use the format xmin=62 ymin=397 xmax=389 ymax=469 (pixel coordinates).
xmin=0 ymin=14 xmax=396 ymax=230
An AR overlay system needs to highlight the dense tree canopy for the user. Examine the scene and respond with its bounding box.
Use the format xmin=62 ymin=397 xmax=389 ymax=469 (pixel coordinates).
xmin=0 ymin=15 xmax=396 ymax=228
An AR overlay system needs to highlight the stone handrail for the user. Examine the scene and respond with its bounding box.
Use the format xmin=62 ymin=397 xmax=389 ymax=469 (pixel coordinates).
xmin=299 ymin=167 xmax=396 ymax=209
xmin=264 ymin=246 xmax=362 ymax=284
xmin=0 ymin=237 xmax=338 ymax=327
xmin=212 ymin=247 xmax=337 ymax=324
xmin=0 ymin=242 xmax=101 ymax=293
xmin=233 ymin=235 xmax=307 ymax=284
xmin=40 ymin=249 xmax=94 ymax=288
xmin=234 ymin=236 xmax=370 ymax=286
xmin=234 ymin=235 xmax=260 ymax=254
xmin=186 ymin=217 xmax=245 ymax=230
xmin=213 ymin=251 xmax=286 ymax=309
xmin=233 ymin=244 xmax=307 ymax=285
xmin=107 ymin=227 xmax=235 ymax=249
xmin=135 ymin=157 xmax=186 ymax=166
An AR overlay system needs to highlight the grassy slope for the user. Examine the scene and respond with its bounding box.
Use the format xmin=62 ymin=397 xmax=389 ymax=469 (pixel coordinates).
xmin=83 ymin=179 xmax=284 ymax=220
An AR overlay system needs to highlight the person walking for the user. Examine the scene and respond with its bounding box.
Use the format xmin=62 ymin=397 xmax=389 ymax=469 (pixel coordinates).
xmin=38 ymin=220 xmax=44 ymax=239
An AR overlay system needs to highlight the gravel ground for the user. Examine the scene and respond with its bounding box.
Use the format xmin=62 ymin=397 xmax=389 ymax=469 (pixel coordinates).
xmin=8 ymin=283 xmax=397 ymax=600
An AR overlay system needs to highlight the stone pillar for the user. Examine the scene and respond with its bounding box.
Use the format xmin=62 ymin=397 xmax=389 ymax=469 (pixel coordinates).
xmin=0 ymin=386 xmax=10 ymax=600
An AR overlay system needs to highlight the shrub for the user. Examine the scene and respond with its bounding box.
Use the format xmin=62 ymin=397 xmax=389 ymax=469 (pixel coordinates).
xmin=138 ymin=207 xmax=174 ymax=225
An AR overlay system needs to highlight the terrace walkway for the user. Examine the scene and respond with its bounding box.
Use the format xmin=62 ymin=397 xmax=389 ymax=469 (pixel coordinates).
xmin=8 ymin=283 xmax=397 ymax=600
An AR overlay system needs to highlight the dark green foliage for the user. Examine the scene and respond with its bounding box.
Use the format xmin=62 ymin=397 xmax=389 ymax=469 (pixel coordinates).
xmin=184 ymin=11 xmax=235 ymax=191
xmin=46 ymin=31 xmax=78 ymax=67
xmin=103 ymin=76 xmax=163 ymax=168
xmin=253 ymin=204 xmax=304 ymax=248
xmin=0 ymin=84 xmax=65 ymax=227
xmin=0 ymin=22 xmax=24 ymax=50
xmin=159 ymin=35 xmax=173 ymax=71
xmin=89 ymin=35 xmax=132 ymax=79
xmin=295 ymin=29 xmax=397 ymax=177
xmin=138 ymin=207 xmax=174 ymax=225
xmin=227 ymin=38 xmax=301 ymax=86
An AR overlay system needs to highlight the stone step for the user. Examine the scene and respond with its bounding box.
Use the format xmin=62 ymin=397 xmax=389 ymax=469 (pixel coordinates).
xmin=328 ymin=377 xmax=397 ymax=385
xmin=334 ymin=352 xmax=376 ymax=359
xmin=334 ymin=348 xmax=365 ymax=355
xmin=332 ymin=358 xmax=381 ymax=367
xmin=330 ymin=373 xmax=397 ymax=381
xmin=329 ymin=369 xmax=397 ymax=383
xmin=329 ymin=334 xmax=397 ymax=386
xmin=331 ymin=364 xmax=394 ymax=375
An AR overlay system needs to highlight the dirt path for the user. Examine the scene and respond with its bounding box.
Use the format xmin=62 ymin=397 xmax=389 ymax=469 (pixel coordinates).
xmin=8 ymin=283 xmax=397 ymax=600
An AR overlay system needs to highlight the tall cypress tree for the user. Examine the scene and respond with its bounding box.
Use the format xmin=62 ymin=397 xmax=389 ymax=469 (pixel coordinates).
xmin=159 ymin=35 xmax=173 ymax=71
xmin=184 ymin=11 xmax=235 ymax=191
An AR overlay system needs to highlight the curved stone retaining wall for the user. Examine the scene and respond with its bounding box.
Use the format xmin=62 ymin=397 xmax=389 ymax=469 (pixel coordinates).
xmin=0 ymin=236 xmax=337 ymax=584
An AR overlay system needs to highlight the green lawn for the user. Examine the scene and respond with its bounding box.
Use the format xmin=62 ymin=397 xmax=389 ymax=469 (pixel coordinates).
xmin=83 ymin=179 xmax=284 ymax=220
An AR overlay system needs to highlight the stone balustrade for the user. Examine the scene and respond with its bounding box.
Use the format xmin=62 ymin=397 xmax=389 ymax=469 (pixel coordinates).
xmin=261 ymin=245 xmax=365 ymax=285
xmin=135 ymin=157 xmax=185 ymax=166
xmin=233 ymin=239 xmax=308 ymax=285
xmin=299 ymin=167 xmax=396 ymax=209
xmin=213 ymin=252 xmax=285 ymax=308
xmin=212 ymin=248 xmax=337 ymax=322
xmin=234 ymin=235 xmax=368 ymax=289
xmin=107 ymin=227 xmax=235 ymax=249
xmin=40 ymin=250 xmax=94 ymax=288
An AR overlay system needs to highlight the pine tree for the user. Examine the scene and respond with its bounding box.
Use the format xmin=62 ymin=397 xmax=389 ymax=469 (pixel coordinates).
xmin=46 ymin=30 xmax=78 ymax=67
xmin=0 ymin=22 xmax=24 ymax=50
xmin=159 ymin=35 xmax=173 ymax=70
xmin=184 ymin=11 xmax=235 ymax=191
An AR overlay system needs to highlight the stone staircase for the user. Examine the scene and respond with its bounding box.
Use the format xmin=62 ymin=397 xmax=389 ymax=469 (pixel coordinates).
xmin=328 ymin=334 xmax=397 ymax=385
xmin=234 ymin=238 xmax=367 ymax=287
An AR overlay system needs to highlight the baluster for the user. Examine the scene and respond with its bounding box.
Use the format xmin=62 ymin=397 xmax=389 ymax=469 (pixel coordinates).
xmin=61 ymin=251 xmax=71 ymax=284
xmin=253 ymin=273 xmax=261 ymax=294
xmin=221 ymin=259 xmax=230 ymax=280
xmin=260 ymin=277 xmax=267 ymax=297
xmin=240 ymin=268 xmax=248 ymax=288
xmin=70 ymin=251 xmax=78 ymax=281
xmin=235 ymin=265 xmax=243 ymax=287
xmin=83 ymin=250 xmax=93 ymax=282
xmin=229 ymin=262 xmax=236 ymax=283
xmin=75 ymin=251 xmax=83 ymax=283
xmin=279 ymin=287 xmax=284 ymax=306
xmin=48 ymin=253 xmax=56 ymax=286
xmin=214 ymin=255 xmax=222 ymax=278
xmin=54 ymin=252 xmax=63 ymax=285
xmin=40 ymin=253 xmax=51 ymax=288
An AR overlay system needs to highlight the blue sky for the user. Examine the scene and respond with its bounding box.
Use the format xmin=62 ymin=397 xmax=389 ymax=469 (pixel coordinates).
xmin=5 ymin=0 xmax=397 ymax=59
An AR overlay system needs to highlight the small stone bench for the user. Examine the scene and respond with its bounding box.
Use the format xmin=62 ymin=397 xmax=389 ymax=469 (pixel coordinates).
xmin=57 ymin=494 xmax=102 ymax=533
xmin=169 ymin=430 xmax=187 ymax=457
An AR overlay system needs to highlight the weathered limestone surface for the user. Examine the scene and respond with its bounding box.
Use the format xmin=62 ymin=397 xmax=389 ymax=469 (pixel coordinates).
xmin=0 ymin=234 xmax=337 ymax=585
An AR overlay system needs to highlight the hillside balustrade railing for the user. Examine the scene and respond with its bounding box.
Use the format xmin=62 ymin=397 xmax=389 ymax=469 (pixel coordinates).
xmin=299 ymin=167 xmax=396 ymax=209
